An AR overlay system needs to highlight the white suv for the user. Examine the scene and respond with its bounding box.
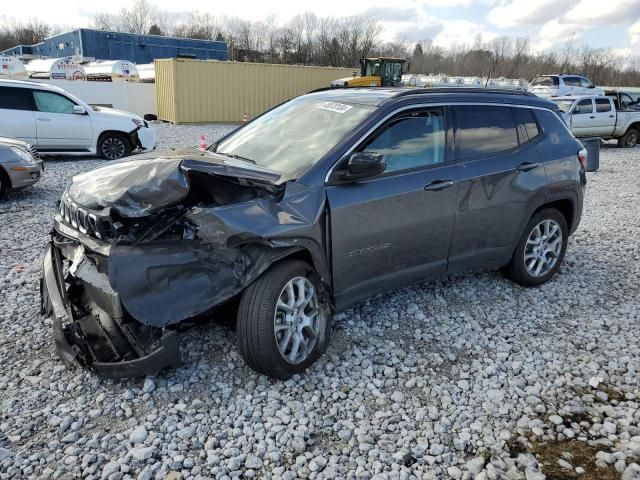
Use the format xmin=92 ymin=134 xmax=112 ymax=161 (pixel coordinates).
xmin=528 ymin=74 xmax=604 ymax=99
xmin=0 ymin=80 xmax=156 ymax=160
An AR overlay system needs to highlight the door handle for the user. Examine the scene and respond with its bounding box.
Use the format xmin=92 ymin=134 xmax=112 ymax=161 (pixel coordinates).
xmin=424 ymin=179 xmax=454 ymax=191
xmin=516 ymin=161 xmax=539 ymax=172
xmin=609 ymin=115 xmax=615 ymax=118
xmin=36 ymin=118 xmax=51 ymax=122
xmin=589 ymin=116 xmax=595 ymax=119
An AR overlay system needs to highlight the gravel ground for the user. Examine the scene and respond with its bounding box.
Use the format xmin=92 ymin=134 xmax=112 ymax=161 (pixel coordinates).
xmin=0 ymin=123 xmax=639 ymax=480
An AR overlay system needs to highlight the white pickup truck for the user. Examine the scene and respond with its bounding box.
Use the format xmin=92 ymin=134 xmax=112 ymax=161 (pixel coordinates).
xmin=551 ymin=95 xmax=640 ymax=148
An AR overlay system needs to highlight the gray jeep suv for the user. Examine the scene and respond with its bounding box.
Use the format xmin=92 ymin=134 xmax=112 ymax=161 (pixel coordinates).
xmin=41 ymin=88 xmax=586 ymax=379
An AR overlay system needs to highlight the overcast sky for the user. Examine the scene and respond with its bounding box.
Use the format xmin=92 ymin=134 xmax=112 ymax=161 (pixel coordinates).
xmin=4 ymin=0 xmax=640 ymax=55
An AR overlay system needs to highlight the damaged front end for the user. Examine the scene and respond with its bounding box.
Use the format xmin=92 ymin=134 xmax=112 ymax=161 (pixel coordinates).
xmin=41 ymin=154 xmax=326 ymax=378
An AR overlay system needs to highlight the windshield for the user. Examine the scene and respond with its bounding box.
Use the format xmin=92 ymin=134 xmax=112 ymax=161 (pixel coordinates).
xmin=552 ymin=99 xmax=576 ymax=113
xmin=215 ymin=96 xmax=375 ymax=178
xmin=365 ymin=60 xmax=382 ymax=77
xmin=531 ymin=76 xmax=559 ymax=87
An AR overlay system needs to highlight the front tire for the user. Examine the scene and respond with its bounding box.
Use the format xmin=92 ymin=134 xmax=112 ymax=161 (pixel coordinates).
xmin=98 ymin=133 xmax=132 ymax=160
xmin=237 ymin=260 xmax=331 ymax=380
xmin=503 ymin=209 xmax=568 ymax=286
xmin=618 ymin=128 xmax=638 ymax=148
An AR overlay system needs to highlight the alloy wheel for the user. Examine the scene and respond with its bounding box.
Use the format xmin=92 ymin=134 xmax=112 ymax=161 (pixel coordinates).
xmin=102 ymin=137 xmax=126 ymax=160
xmin=273 ymin=276 xmax=321 ymax=364
xmin=625 ymin=132 xmax=638 ymax=148
xmin=524 ymin=219 xmax=563 ymax=277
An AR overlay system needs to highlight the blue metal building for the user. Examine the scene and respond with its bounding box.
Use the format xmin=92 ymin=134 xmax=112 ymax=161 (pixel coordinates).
xmin=1 ymin=29 xmax=228 ymax=63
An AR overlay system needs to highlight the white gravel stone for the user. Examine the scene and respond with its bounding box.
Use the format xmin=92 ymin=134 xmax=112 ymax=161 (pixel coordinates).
xmin=0 ymin=130 xmax=638 ymax=479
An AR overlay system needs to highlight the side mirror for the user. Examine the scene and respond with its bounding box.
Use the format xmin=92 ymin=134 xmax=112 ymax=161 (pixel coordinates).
xmin=72 ymin=105 xmax=86 ymax=115
xmin=339 ymin=152 xmax=386 ymax=182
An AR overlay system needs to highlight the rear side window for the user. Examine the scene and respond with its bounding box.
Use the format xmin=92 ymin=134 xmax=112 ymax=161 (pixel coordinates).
xmin=574 ymin=99 xmax=593 ymax=114
xmin=0 ymin=86 xmax=34 ymax=111
xmin=595 ymin=98 xmax=611 ymax=112
xmin=454 ymin=105 xmax=518 ymax=159
xmin=514 ymin=108 xmax=541 ymax=143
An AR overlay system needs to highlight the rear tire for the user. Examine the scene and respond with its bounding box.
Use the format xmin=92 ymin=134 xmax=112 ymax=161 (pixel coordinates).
xmin=0 ymin=168 xmax=9 ymax=201
xmin=237 ymin=260 xmax=331 ymax=380
xmin=98 ymin=133 xmax=132 ymax=160
xmin=618 ymin=128 xmax=638 ymax=148
xmin=503 ymin=208 xmax=568 ymax=286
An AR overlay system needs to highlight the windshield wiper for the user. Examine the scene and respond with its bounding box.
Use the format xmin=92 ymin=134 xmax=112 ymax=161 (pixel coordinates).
xmin=217 ymin=152 xmax=256 ymax=164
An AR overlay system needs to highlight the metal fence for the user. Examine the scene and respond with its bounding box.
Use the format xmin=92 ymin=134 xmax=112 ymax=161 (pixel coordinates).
xmin=155 ymin=58 xmax=355 ymax=123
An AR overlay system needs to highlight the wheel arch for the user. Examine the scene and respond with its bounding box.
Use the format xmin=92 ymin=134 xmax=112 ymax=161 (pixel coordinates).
xmin=97 ymin=130 xmax=134 ymax=150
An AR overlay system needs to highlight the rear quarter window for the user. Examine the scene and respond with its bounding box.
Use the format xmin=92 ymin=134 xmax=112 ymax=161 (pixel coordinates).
xmin=535 ymin=109 xmax=574 ymax=146
xmin=453 ymin=105 xmax=519 ymax=159
xmin=513 ymin=107 xmax=541 ymax=143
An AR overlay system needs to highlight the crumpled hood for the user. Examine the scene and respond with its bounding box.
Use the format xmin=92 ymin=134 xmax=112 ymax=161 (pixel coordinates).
xmin=67 ymin=154 xmax=281 ymax=218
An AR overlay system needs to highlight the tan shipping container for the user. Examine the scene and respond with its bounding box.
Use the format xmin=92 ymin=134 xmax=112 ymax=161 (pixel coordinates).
xmin=155 ymin=58 xmax=356 ymax=124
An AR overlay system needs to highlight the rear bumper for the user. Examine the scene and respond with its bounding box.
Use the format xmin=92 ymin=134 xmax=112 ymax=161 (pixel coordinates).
xmin=41 ymin=240 xmax=182 ymax=378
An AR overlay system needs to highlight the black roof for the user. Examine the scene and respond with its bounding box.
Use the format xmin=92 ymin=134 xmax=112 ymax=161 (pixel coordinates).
xmin=307 ymin=86 xmax=554 ymax=109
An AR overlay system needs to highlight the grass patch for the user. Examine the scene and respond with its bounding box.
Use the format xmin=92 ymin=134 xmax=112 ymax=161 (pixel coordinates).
xmin=531 ymin=439 xmax=619 ymax=480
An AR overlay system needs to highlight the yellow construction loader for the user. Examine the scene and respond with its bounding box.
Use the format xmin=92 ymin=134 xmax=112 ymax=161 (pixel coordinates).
xmin=331 ymin=57 xmax=407 ymax=87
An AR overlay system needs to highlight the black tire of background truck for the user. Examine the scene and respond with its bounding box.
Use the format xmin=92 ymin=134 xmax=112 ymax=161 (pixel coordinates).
xmin=618 ymin=128 xmax=638 ymax=148
xmin=0 ymin=168 xmax=9 ymax=201
xmin=98 ymin=133 xmax=132 ymax=160
xmin=502 ymin=208 xmax=569 ymax=287
xmin=236 ymin=260 xmax=332 ymax=380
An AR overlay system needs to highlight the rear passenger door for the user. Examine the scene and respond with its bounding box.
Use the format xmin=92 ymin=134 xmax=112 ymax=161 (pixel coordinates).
xmin=592 ymin=98 xmax=616 ymax=136
xmin=447 ymin=105 xmax=548 ymax=273
xmin=0 ymin=86 xmax=37 ymax=144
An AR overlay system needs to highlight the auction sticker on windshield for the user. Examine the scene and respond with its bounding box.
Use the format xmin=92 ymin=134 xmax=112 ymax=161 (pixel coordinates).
xmin=318 ymin=101 xmax=353 ymax=113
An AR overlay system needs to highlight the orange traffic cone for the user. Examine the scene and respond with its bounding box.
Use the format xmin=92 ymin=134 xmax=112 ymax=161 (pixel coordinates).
xmin=199 ymin=135 xmax=207 ymax=150
xmin=242 ymin=111 xmax=248 ymax=123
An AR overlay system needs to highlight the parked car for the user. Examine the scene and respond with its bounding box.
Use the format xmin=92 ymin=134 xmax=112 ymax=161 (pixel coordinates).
xmin=605 ymin=89 xmax=640 ymax=111
xmin=552 ymin=95 xmax=640 ymax=147
xmin=0 ymin=79 xmax=156 ymax=160
xmin=528 ymin=74 xmax=604 ymax=98
xmin=0 ymin=136 xmax=43 ymax=200
xmin=41 ymin=88 xmax=586 ymax=379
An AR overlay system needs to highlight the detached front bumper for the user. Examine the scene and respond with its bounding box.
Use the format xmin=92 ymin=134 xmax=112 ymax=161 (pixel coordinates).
xmin=41 ymin=239 xmax=182 ymax=378
xmin=134 ymin=125 xmax=157 ymax=152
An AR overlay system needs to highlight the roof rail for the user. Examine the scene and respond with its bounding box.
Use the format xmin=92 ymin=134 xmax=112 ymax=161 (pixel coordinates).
xmin=394 ymin=87 xmax=537 ymax=97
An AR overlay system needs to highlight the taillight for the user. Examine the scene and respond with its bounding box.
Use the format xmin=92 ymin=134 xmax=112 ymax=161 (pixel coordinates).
xmin=577 ymin=148 xmax=587 ymax=169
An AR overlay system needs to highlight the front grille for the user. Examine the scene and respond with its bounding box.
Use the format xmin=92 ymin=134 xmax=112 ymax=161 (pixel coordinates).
xmin=27 ymin=144 xmax=40 ymax=160
xmin=58 ymin=193 xmax=114 ymax=241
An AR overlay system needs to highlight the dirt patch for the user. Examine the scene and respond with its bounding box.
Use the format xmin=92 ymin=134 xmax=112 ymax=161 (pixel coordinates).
xmin=531 ymin=440 xmax=619 ymax=480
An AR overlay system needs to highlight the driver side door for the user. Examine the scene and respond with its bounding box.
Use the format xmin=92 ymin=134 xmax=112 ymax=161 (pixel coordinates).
xmin=32 ymin=89 xmax=93 ymax=150
xmin=325 ymin=107 xmax=460 ymax=309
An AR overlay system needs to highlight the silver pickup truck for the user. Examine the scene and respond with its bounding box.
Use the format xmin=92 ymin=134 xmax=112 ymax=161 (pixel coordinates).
xmin=551 ymin=95 xmax=640 ymax=147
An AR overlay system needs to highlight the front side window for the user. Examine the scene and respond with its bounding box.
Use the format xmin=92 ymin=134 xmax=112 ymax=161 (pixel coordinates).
xmin=0 ymin=86 xmax=34 ymax=111
xmin=361 ymin=109 xmax=446 ymax=173
xmin=33 ymin=91 xmax=76 ymax=114
xmin=215 ymin=96 xmax=375 ymax=178
xmin=563 ymin=77 xmax=581 ymax=87
xmin=365 ymin=61 xmax=382 ymax=77
xmin=574 ymin=99 xmax=593 ymax=114
xmin=454 ymin=105 xmax=518 ymax=159
xmin=383 ymin=62 xmax=402 ymax=84
xmin=595 ymin=98 xmax=611 ymax=112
